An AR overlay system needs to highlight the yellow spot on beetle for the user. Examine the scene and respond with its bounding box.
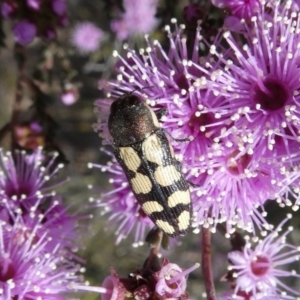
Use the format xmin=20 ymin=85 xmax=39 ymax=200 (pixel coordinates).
xmin=119 ymin=147 xmax=141 ymax=172
xmin=156 ymin=220 xmax=175 ymax=235
xmin=168 ymin=190 xmax=190 ymax=208
xmin=178 ymin=211 xmax=190 ymax=230
xmin=131 ymin=173 xmax=152 ymax=194
xmin=148 ymin=106 xmax=160 ymax=128
xmin=143 ymin=134 xmax=164 ymax=165
xmin=169 ymin=144 xmax=175 ymax=157
xmin=154 ymin=165 xmax=181 ymax=187
xmin=142 ymin=201 xmax=164 ymax=215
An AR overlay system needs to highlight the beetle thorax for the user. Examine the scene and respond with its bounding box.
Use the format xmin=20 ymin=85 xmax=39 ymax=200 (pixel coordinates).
xmin=108 ymin=96 xmax=160 ymax=146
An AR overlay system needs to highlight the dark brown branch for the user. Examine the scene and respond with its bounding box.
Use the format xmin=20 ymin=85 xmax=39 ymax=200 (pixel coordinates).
xmin=143 ymin=229 xmax=163 ymax=272
xmin=201 ymin=227 xmax=216 ymax=300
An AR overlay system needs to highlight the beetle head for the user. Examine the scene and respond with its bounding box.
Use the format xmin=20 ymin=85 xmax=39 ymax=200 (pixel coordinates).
xmin=108 ymin=94 xmax=160 ymax=146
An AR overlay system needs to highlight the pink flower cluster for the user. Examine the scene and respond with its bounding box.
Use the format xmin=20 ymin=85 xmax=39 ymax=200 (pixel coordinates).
xmin=224 ymin=216 xmax=300 ymax=299
xmin=70 ymin=255 xmax=199 ymax=299
xmin=0 ymin=148 xmax=83 ymax=298
xmin=70 ymin=22 xmax=104 ymax=54
xmin=95 ymin=1 xmax=300 ymax=238
xmin=111 ymin=0 xmax=159 ymax=40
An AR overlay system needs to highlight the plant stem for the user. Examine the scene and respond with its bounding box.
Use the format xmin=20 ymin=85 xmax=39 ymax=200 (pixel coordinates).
xmin=201 ymin=227 xmax=216 ymax=300
xmin=11 ymin=44 xmax=25 ymax=148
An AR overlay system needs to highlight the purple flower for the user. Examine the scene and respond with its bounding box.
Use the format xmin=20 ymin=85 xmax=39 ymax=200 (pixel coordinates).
xmin=26 ymin=0 xmax=41 ymax=10
xmin=0 ymin=149 xmax=84 ymax=298
xmin=94 ymin=20 xmax=274 ymax=232
xmin=111 ymin=0 xmax=159 ymax=40
xmin=95 ymin=1 xmax=300 ymax=233
xmin=189 ymin=0 xmax=300 ymax=224
xmin=0 ymin=148 xmax=64 ymax=211
xmin=1 ymin=2 xmax=15 ymax=19
xmin=111 ymin=19 xmax=130 ymax=41
xmin=156 ymin=262 xmax=200 ymax=298
xmin=0 ymin=216 xmax=82 ymax=299
xmin=89 ymin=149 xmax=153 ymax=246
xmin=71 ymin=22 xmax=103 ymax=54
xmin=0 ymin=149 xmax=85 ymax=258
xmin=191 ymin=134 xmax=280 ymax=232
xmin=18 ymin=196 xmax=84 ymax=254
xmin=51 ymin=0 xmax=66 ymax=16
xmin=226 ymin=215 xmax=300 ymax=299
xmin=69 ymin=268 xmax=126 ymax=299
xmin=13 ymin=20 xmax=37 ymax=45
xmin=203 ymin=1 xmax=300 ymax=163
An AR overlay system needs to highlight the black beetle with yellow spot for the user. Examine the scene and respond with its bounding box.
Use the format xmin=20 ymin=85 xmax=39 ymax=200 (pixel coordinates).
xmin=108 ymin=93 xmax=192 ymax=237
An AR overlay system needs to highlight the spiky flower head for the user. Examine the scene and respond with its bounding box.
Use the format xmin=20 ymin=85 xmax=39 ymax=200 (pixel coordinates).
xmin=94 ymin=21 xmax=266 ymax=233
xmin=13 ymin=20 xmax=37 ymax=45
xmin=0 ymin=215 xmax=82 ymax=299
xmin=226 ymin=215 xmax=300 ymax=299
xmin=0 ymin=148 xmax=84 ymax=257
xmin=71 ymin=22 xmax=103 ymax=54
xmin=203 ymin=0 xmax=300 ymax=162
xmin=193 ymin=0 xmax=300 ymax=218
xmin=155 ymin=262 xmax=200 ymax=298
xmin=94 ymin=1 xmax=300 ymax=234
xmin=0 ymin=148 xmax=64 ymax=212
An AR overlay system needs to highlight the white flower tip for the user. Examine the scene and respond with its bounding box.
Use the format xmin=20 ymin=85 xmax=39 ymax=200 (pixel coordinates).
xmin=164 ymin=25 xmax=170 ymax=32
xmin=194 ymin=262 xmax=200 ymax=269
xmin=223 ymin=31 xmax=230 ymax=38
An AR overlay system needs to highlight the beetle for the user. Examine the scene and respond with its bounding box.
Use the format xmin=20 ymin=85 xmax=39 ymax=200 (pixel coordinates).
xmin=108 ymin=93 xmax=192 ymax=237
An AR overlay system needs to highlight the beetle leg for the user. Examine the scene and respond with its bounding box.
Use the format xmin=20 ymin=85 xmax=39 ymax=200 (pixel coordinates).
xmin=165 ymin=130 xmax=192 ymax=143
xmin=155 ymin=108 xmax=168 ymax=120
xmin=173 ymin=137 xmax=191 ymax=142
xmin=187 ymin=180 xmax=198 ymax=188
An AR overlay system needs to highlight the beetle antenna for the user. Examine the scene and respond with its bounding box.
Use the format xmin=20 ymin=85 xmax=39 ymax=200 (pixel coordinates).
xmin=127 ymin=86 xmax=154 ymax=96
